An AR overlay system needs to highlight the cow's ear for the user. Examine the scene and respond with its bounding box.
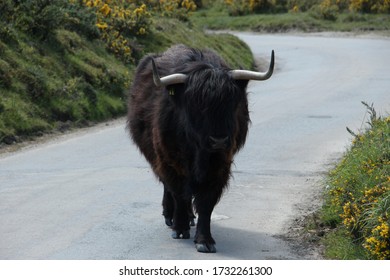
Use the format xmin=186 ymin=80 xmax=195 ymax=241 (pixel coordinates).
xmin=235 ymin=79 xmax=249 ymax=90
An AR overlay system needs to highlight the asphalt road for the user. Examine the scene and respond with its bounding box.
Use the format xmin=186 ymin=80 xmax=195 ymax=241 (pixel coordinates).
xmin=1 ymin=33 xmax=389 ymax=260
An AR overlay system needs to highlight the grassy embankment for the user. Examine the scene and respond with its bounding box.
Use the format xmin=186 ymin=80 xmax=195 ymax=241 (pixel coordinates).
xmin=191 ymin=0 xmax=390 ymax=33
xmin=0 ymin=1 xmax=254 ymax=146
xmin=319 ymin=103 xmax=389 ymax=259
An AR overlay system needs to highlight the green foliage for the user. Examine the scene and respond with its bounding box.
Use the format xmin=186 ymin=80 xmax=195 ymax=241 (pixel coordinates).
xmin=224 ymin=0 xmax=278 ymax=16
xmin=202 ymin=0 xmax=389 ymax=27
xmin=0 ymin=1 xmax=254 ymax=146
xmin=322 ymin=227 xmax=369 ymax=259
xmin=141 ymin=18 xmax=254 ymax=70
xmin=221 ymin=0 xmax=390 ymax=14
xmin=192 ymin=1 xmax=390 ymax=32
xmin=287 ymin=0 xmax=321 ymax=12
xmin=152 ymin=0 xmax=198 ymax=21
xmin=321 ymin=103 xmax=390 ymax=259
xmin=349 ymin=0 xmax=390 ymax=13
xmin=311 ymin=0 xmax=340 ymax=21
xmin=2 ymin=0 xmax=99 ymax=41
xmin=0 ymin=1 xmax=131 ymax=144
xmin=0 ymin=59 xmax=12 ymax=89
xmin=75 ymin=0 xmax=198 ymax=62
xmin=79 ymin=0 xmax=151 ymax=63
xmin=0 ymin=23 xmax=131 ymax=144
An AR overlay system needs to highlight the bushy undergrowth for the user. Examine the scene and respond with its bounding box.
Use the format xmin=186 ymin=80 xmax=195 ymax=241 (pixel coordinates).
xmin=193 ymin=1 xmax=389 ymax=32
xmin=73 ymin=0 xmax=197 ymax=62
xmin=0 ymin=0 xmax=254 ymax=146
xmin=321 ymin=102 xmax=390 ymax=259
xmin=215 ymin=0 xmax=389 ymax=21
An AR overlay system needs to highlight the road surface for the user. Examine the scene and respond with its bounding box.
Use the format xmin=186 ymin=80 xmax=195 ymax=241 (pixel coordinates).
xmin=1 ymin=33 xmax=389 ymax=259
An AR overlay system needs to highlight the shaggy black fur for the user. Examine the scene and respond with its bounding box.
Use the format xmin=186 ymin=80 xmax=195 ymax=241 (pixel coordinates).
xmin=127 ymin=45 xmax=250 ymax=253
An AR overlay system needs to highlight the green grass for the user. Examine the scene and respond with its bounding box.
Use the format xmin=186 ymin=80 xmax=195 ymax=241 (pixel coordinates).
xmin=191 ymin=6 xmax=390 ymax=33
xmin=142 ymin=18 xmax=254 ymax=69
xmin=318 ymin=103 xmax=390 ymax=259
xmin=322 ymin=228 xmax=369 ymax=259
xmin=0 ymin=28 xmax=131 ymax=143
xmin=0 ymin=15 xmax=254 ymax=146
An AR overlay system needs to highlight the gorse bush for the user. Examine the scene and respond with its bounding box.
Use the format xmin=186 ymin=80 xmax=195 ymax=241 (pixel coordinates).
xmin=1 ymin=0 xmax=198 ymax=63
xmin=77 ymin=0 xmax=151 ymax=63
xmin=349 ymin=0 xmax=390 ymax=13
xmin=222 ymin=0 xmax=390 ymax=17
xmin=1 ymin=0 xmax=99 ymax=40
xmin=70 ymin=0 xmax=198 ymax=62
xmin=1 ymin=0 xmax=257 ymax=145
xmin=324 ymin=102 xmax=390 ymax=259
xmin=312 ymin=0 xmax=340 ymax=20
xmin=224 ymin=0 xmax=278 ymax=15
xmin=155 ymin=0 xmax=197 ymax=20
xmin=0 ymin=0 xmax=150 ymax=142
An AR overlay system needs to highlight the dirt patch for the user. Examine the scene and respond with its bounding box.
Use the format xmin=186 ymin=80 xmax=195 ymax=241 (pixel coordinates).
xmin=282 ymin=213 xmax=326 ymax=259
xmin=278 ymin=176 xmax=328 ymax=259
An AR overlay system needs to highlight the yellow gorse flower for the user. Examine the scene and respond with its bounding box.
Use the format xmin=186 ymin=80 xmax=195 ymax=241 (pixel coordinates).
xmin=76 ymin=0 xmax=153 ymax=63
xmin=70 ymin=0 xmax=197 ymax=62
xmin=96 ymin=21 xmax=108 ymax=29
xmin=364 ymin=216 xmax=390 ymax=259
xmin=99 ymin=3 xmax=111 ymax=16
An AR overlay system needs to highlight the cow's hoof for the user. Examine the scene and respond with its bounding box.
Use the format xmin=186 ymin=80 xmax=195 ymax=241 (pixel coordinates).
xmin=195 ymin=243 xmax=217 ymax=253
xmin=190 ymin=218 xmax=195 ymax=227
xmin=172 ymin=230 xmax=190 ymax=239
xmin=165 ymin=218 xmax=173 ymax=227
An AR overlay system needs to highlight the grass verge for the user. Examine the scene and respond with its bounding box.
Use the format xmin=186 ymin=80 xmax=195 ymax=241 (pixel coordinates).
xmin=317 ymin=102 xmax=390 ymax=259
xmin=0 ymin=16 xmax=254 ymax=146
xmin=191 ymin=5 xmax=390 ymax=33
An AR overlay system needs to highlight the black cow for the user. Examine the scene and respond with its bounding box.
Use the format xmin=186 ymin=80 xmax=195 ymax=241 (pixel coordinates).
xmin=127 ymin=44 xmax=274 ymax=253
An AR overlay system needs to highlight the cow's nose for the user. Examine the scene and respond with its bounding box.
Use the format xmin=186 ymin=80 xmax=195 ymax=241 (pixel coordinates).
xmin=209 ymin=136 xmax=229 ymax=150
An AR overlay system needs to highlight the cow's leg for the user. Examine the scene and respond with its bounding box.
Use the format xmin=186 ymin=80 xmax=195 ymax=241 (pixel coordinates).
xmin=162 ymin=187 xmax=174 ymax=227
xmin=171 ymin=193 xmax=191 ymax=239
xmin=193 ymin=194 xmax=218 ymax=253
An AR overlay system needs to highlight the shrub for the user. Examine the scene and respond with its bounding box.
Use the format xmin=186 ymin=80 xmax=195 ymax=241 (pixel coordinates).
xmin=1 ymin=0 xmax=198 ymax=64
xmin=11 ymin=0 xmax=73 ymax=40
xmin=19 ymin=66 xmax=50 ymax=101
xmin=313 ymin=0 xmax=340 ymax=20
xmin=326 ymin=103 xmax=390 ymax=259
xmin=2 ymin=0 xmax=99 ymax=40
xmin=0 ymin=0 xmax=14 ymax=22
xmin=225 ymin=0 xmax=275 ymax=15
xmin=73 ymin=0 xmax=198 ymax=62
xmin=287 ymin=0 xmax=321 ymax=12
xmin=0 ymin=59 xmax=12 ymax=89
xmin=77 ymin=0 xmax=151 ymax=63
xmin=222 ymin=0 xmax=390 ymax=16
xmin=362 ymin=194 xmax=390 ymax=259
xmin=155 ymin=0 xmax=198 ymax=20
xmin=349 ymin=0 xmax=390 ymax=13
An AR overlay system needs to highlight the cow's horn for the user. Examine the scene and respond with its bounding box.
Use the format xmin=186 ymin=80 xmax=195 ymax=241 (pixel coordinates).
xmin=230 ymin=50 xmax=274 ymax=81
xmin=151 ymin=59 xmax=188 ymax=87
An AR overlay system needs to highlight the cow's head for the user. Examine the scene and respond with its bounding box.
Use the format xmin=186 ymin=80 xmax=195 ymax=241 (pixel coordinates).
xmin=152 ymin=51 xmax=274 ymax=153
